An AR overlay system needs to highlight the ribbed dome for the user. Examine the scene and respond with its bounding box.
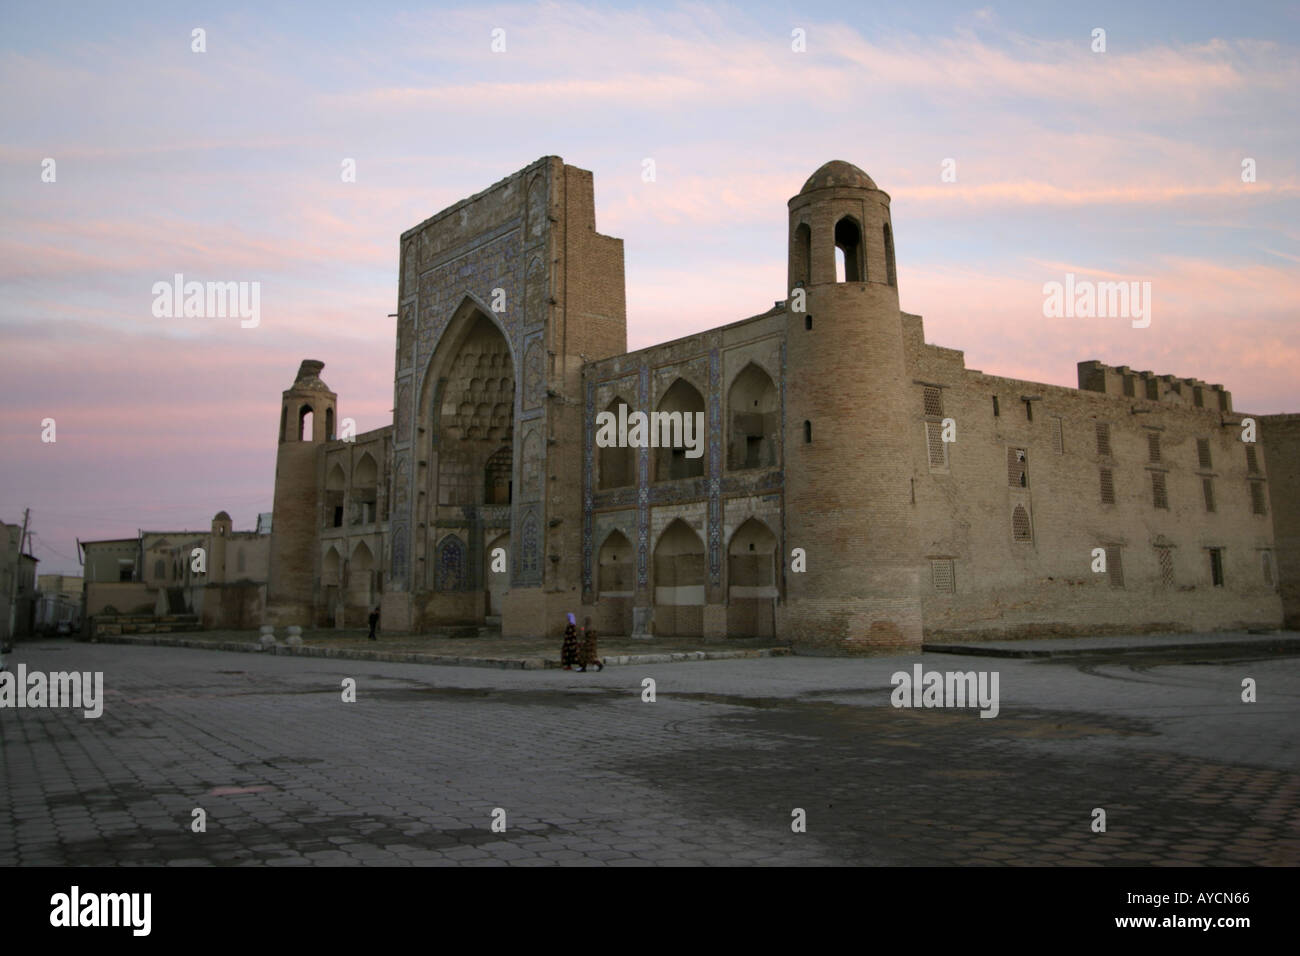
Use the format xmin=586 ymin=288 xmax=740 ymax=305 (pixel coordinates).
xmin=800 ymin=161 xmax=877 ymax=193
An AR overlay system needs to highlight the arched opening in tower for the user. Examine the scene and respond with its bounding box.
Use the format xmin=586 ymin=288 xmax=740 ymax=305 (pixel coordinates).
xmin=834 ymin=216 xmax=863 ymax=283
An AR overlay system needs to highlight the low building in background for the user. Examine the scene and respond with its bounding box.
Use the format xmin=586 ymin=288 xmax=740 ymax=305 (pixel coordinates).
xmin=35 ymin=573 xmax=83 ymax=633
xmin=81 ymin=512 xmax=271 ymax=635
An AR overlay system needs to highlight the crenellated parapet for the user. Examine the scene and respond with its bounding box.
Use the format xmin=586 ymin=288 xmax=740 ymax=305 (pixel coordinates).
xmin=1077 ymin=360 xmax=1232 ymax=413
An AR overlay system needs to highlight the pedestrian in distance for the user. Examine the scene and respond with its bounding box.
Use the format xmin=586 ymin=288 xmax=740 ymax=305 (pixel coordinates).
xmin=577 ymin=616 xmax=603 ymax=672
xmin=561 ymin=612 xmax=580 ymax=670
xmin=368 ymin=606 xmax=380 ymax=641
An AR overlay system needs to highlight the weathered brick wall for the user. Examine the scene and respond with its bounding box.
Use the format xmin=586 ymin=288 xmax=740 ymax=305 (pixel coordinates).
xmin=907 ymin=327 xmax=1282 ymax=638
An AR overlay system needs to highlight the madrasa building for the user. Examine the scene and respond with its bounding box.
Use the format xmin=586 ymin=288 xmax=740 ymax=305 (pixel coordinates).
xmin=264 ymin=157 xmax=1298 ymax=650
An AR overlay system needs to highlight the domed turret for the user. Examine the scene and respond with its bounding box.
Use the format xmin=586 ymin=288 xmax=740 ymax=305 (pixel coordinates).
xmin=788 ymin=161 xmax=895 ymax=291
xmin=268 ymin=359 xmax=338 ymax=626
xmin=779 ymin=162 xmax=922 ymax=651
xmin=278 ymin=360 xmax=337 ymax=443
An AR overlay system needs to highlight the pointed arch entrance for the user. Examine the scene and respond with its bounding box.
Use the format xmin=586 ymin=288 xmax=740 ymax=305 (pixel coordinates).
xmin=653 ymin=519 xmax=706 ymax=636
xmin=726 ymin=517 xmax=778 ymax=637
xmin=415 ymin=300 xmax=517 ymax=624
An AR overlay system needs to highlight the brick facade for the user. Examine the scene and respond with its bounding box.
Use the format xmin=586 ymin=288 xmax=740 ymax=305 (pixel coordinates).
xmin=266 ymin=158 xmax=1293 ymax=650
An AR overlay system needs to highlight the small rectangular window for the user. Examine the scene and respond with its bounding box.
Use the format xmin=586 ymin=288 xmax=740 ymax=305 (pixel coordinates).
xmin=1246 ymin=446 xmax=1260 ymax=474
xmin=1051 ymin=417 xmax=1064 ymax=454
xmin=1008 ymin=447 xmax=1028 ymax=488
xmin=333 ymin=506 xmax=344 ymax=528
xmin=1156 ymin=546 xmax=1174 ymax=587
xmin=1095 ymin=422 xmax=1111 ymax=458
xmin=923 ymin=386 xmax=944 ymax=418
xmin=1197 ymin=438 xmax=1212 ymax=469
xmin=1100 ymin=467 xmax=1115 ymax=504
xmin=1151 ymin=471 xmax=1168 ymax=510
xmin=992 ymin=395 xmax=1000 ymax=417
xmin=1202 ymin=478 xmax=1216 ymax=513
xmin=1024 ymin=400 xmax=1033 ymax=422
xmin=931 ymin=559 xmax=955 ymax=593
xmin=803 ymin=420 xmax=812 ymax=444
xmin=1146 ymin=378 xmax=1159 ymax=401
xmin=1209 ymin=548 xmax=1224 ymax=587
xmin=805 ymin=315 xmax=812 ymax=330
xmin=1105 ymin=545 xmax=1124 ymax=588
xmin=925 ymin=422 xmax=948 ymax=471
xmin=1011 ymin=505 xmax=1032 ymax=542
xmin=1250 ymin=481 xmax=1267 ymax=515
xmin=1147 ymin=432 xmax=1161 ymax=463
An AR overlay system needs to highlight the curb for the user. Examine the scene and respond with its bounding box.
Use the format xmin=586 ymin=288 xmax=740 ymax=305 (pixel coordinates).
xmin=923 ymin=636 xmax=1300 ymax=659
xmin=91 ymin=633 xmax=794 ymax=670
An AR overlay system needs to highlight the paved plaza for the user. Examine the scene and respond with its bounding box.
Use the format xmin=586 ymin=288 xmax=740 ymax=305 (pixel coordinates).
xmin=2 ymin=639 xmax=1297 ymax=866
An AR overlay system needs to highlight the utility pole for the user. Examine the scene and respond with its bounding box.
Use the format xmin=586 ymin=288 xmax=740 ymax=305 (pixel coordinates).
xmin=7 ymin=507 xmax=29 ymax=646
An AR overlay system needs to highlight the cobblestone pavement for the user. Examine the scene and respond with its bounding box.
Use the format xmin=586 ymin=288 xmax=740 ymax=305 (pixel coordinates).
xmin=2 ymin=639 xmax=1297 ymax=866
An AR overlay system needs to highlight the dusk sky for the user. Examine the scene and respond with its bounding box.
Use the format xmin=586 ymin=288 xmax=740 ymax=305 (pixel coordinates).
xmin=2 ymin=0 xmax=1297 ymax=575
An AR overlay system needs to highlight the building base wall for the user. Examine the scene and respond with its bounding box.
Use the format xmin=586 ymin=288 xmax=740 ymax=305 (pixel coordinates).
xmin=502 ymin=588 xmax=583 ymax=638
xmin=923 ymin=584 xmax=1283 ymax=642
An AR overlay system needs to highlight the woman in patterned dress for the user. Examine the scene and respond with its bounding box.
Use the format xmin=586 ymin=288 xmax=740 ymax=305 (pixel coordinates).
xmin=577 ymin=616 xmax=603 ymax=672
xmin=561 ymin=612 xmax=580 ymax=670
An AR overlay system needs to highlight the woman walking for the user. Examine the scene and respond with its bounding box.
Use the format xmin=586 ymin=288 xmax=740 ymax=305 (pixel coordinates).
xmin=577 ymin=616 xmax=603 ymax=672
xmin=561 ymin=613 xmax=580 ymax=670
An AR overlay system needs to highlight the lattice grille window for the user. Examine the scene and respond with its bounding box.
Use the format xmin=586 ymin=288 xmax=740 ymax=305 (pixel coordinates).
xmin=1012 ymin=505 xmax=1032 ymax=542
xmin=1156 ymin=546 xmax=1174 ymax=587
xmin=1100 ymin=468 xmax=1115 ymax=504
xmin=1262 ymin=551 xmax=1275 ymax=587
xmin=1197 ymin=438 xmax=1212 ymax=469
xmin=1246 ymin=446 xmax=1260 ymax=474
xmin=1202 ymin=478 xmax=1216 ymax=513
xmin=1106 ymin=545 xmax=1124 ymax=588
xmin=923 ymin=386 xmax=944 ymax=418
xmin=925 ymin=421 xmax=948 ymax=471
xmin=1051 ymin=417 xmax=1064 ymax=454
xmin=1007 ymin=447 xmax=1028 ymax=488
xmin=1095 ymin=422 xmax=1111 ymax=458
xmin=1147 ymin=432 xmax=1161 ymax=463
xmin=1209 ymin=548 xmax=1224 ymax=587
xmin=931 ymin=559 xmax=955 ymax=593
xmin=1250 ymin=481 xmax=1267 ymax=515
xmin=1146 ymin=378 xmax=1159 ymax=400
xmin=1152 ymin=471 xmax=1168 ymax=510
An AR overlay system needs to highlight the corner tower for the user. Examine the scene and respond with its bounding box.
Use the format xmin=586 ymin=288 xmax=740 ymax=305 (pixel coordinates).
xmin=780 ymin=161 xmax=923 ymax=650
xmin=266 ymin=360 xmax=337 ymax=625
